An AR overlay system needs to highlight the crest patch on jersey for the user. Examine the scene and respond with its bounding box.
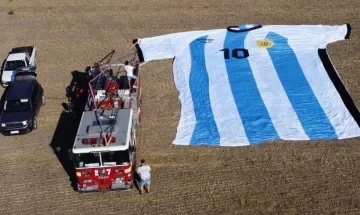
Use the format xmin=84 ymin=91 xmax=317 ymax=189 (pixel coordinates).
xmin=256 ymin=39 xmax=274 ymax=48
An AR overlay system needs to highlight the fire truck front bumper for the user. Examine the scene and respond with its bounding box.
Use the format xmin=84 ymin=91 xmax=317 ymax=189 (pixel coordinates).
xmin=77 ymin=180 xmax=133 ymax=192
xmin=78 ymin=183 xmax=99 ymax=192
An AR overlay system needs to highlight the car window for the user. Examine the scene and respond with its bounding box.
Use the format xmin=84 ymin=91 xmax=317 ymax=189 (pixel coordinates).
xmin=4 ymin=99 xmax=31 ymax=112
xmin=4 ymin=60 xmax=26 ymax=71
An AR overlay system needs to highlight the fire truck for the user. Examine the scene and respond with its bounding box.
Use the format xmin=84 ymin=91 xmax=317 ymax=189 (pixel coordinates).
xmin=70 ymin=50 xmax=142 ymax=192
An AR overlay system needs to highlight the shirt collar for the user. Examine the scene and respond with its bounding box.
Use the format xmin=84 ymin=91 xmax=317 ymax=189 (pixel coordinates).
xmin=227 ymin=24 xmax=262 ymax=33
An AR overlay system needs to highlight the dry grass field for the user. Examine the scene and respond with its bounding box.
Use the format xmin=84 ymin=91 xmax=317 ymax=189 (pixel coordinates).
xmin=0 ymin=0 xmax=359 ymax=214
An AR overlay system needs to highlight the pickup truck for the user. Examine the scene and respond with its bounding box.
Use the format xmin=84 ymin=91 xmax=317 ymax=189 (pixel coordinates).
xmin=1 ymin=46 xmax=37 ymax=87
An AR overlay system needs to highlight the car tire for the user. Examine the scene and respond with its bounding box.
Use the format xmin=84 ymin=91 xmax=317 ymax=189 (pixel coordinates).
xmin=32 ymin=117 xmax=37 ymax=130
xmin=1 ymin=131 xmax=10 ymax=136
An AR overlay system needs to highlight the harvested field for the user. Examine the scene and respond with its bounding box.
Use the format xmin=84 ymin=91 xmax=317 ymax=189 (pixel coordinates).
xmin=0 ymin=0 xmax=360 ymax=214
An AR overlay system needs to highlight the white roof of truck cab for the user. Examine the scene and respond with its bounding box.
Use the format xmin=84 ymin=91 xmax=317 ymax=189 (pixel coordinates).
xmin=73 ymin=108 xmax=133 ymax=154
xmin=7 ymin=53 xmax=26 ymax=61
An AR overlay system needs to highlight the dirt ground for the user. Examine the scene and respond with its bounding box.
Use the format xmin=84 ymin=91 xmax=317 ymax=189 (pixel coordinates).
xmin=0 ymin=0 xmax=359 ymax=214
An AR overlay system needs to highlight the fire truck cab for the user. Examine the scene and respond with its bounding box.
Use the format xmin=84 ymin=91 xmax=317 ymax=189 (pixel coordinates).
xmin=72 ymin=109 xmax=137 ymax=192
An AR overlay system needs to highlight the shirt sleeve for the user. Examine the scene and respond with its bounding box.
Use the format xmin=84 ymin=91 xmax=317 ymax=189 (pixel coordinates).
xmin=312 ymin=24 xmax=350 ymax=48
xmin=268 ymin=24 xmax=351 ymax=49
xmin=134 ymin=30 xmax=217 ymax=63
xmin=135 ymin=34 xmax=176 ymax=62
xmin=297 ymin=24 xmax=351 ymax=48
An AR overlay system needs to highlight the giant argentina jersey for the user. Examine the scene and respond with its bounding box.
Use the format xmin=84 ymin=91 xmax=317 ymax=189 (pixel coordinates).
xmin=134 ymin=24 xmax=360 ymax=146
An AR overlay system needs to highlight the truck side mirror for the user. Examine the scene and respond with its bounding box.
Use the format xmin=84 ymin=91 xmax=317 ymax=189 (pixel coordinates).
xmin=130 ymin=146 xmax=136 ymax=153
xmin=68 ymin=149 xmax=73 ymax=160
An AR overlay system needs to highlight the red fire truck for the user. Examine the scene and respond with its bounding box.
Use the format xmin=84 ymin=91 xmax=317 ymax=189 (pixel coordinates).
xmin=70 ymin=51 xmax=142 ymax=192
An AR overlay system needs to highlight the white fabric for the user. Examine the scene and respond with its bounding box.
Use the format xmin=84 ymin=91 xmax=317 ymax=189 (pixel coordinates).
xmin=136 ymin=24 xmax=360 ymax=146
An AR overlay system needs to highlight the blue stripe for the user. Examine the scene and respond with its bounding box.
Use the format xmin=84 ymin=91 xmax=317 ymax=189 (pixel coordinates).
xmin=224 ymin=31 xmax=279 ymax=144
xmin=189 ymin=36 xmax=220 ymax=145
xmin=266 ymin=32 xmax=337 ymax=139
xmin=239 ymin=25 xmax=247 ymax=30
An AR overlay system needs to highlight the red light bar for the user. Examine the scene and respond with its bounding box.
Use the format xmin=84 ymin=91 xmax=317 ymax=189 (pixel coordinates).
xmin=82 ymin=138 xmax=99 ymax=145
xmin=90 ymin=138 xmax=97 ymax=144
xmin=82 ymin=137 xmax=116 ymax=145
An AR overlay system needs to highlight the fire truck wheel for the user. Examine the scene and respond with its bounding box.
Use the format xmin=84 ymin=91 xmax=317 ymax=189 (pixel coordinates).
xmin=32 ymin=117 xmax=38 ymax=130
xmin=129 ymin=181 xmax=134 ymax=189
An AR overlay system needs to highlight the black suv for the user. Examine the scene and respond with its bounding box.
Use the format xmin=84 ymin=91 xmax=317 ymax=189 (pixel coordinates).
xmin=0 ymin=72 xmax=44 ymax=135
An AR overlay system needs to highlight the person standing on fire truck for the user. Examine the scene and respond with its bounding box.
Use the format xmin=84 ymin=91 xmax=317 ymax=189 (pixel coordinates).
xmin=136 ymin=159 xmax=151 ymax=194
xmin=124 ymin=60 xmax=138 ymax=89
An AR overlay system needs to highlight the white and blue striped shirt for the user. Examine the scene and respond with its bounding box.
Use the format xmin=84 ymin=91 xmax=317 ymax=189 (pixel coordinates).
xmin=135 ymin=24 xmax=360 ymax=146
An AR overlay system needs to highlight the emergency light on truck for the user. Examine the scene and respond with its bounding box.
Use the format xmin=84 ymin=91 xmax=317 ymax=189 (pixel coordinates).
xmin=81 ymin=137 xmax=116 ymax=145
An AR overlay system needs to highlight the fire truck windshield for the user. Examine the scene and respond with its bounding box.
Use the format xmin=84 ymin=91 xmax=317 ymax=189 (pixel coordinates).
xmin=101 ymin=151 xmax=129 ymax=166
xmin=74 ymin=150 xmax=130 ymax=168
xmin=74 ymin=152 xmax=100 ymax=168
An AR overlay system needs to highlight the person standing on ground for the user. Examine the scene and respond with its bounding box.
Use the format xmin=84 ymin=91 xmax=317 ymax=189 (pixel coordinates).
xmin=136 ymin=159 xmax=151 ymax=194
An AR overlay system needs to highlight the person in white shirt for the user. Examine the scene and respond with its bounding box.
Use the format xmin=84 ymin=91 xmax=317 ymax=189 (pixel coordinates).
xmin=136 ymin=159 xmax=151 ymax=194
xmin=124 ymin=61 xmax=138 ymax=89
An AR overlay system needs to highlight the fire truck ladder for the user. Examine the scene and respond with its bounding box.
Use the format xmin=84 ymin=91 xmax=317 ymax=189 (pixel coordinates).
xmin=87 ymin=45 xmax=139 ymax=145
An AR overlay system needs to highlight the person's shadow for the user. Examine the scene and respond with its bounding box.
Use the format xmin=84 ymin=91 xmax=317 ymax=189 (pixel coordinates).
xmin=133 ymin=171 xmax=142 ymax=193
